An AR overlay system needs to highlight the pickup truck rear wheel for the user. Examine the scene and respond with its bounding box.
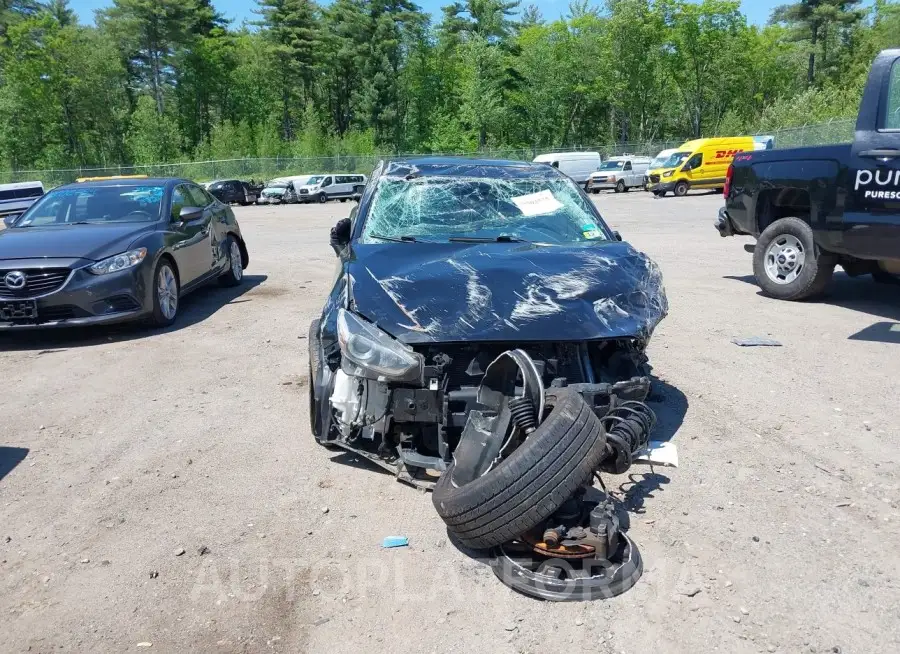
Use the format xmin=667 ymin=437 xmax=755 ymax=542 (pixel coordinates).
xmin=754 ymin=217 xmax=835 ymax=301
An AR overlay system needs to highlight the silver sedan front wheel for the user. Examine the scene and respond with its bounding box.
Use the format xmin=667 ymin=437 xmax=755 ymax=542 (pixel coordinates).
xmin=157 ymin=265 xmax=179 ymax=320
xmin=230 ymin=240 xmax=243 ymax=282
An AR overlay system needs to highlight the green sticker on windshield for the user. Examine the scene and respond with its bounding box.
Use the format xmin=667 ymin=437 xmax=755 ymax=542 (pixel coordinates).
xmin=583 ymin=229 xmax=603 ymax=240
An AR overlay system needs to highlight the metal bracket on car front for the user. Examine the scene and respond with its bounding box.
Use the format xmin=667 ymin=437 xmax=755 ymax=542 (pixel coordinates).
xmin=449 ymin=349 xmax=545 ymax=488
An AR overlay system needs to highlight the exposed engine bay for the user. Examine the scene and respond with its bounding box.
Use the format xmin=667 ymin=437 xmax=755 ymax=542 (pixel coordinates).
xmin=318 ymin=335 xmax=652 ymax=485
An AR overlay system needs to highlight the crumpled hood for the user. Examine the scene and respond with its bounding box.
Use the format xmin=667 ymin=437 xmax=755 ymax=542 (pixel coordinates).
xmin=0 ymin=222 xmax=154 ymax=261
xmin=348 ymin=241 xmax=668 ymax=344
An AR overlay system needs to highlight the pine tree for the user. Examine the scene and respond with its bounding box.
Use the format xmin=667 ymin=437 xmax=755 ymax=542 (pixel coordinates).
xmin=771 ymin=0 xmax=865 ymax=86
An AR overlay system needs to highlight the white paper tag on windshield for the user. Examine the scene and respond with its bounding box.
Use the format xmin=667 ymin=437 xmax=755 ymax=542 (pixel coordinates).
xmin=511 ymin=190 xmax=564 ymax=217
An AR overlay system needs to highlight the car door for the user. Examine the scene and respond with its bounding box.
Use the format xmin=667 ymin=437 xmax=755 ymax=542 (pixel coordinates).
xmin=681 ymin=153 xmax=703 ymax=186
xmin=622 ymin=160 xmax=634 ymax=187
xmin=169 ymin=183 xmax=214 ymax=286
xmin=223 ymin=181 xmax=238 ymax=204
xmin=320 ymin=176 xmax=334 ymax=199
xmin=189 ymin=184 xmax=228 ymax=274
xmin=844 ymin=51 xmax=900 ymax=260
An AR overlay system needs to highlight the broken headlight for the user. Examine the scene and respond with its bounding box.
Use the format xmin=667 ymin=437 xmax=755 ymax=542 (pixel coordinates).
xmin=337 ymin=309 xmax=423 ymax=382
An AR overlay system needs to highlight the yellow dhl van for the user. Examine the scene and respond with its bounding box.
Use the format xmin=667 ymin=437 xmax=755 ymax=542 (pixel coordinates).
xmin=647 ymin=136 xmax=754 ymax=197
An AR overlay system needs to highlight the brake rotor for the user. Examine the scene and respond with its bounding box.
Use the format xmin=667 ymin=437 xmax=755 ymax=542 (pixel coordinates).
xmin=489 ymin=532 xmax=642 ymax=602
xmin=520 ymin=532 xmax=597 ymax=560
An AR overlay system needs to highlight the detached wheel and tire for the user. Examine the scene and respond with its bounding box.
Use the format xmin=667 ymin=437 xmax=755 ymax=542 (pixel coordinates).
xmin=148 ymin=259 xmax=179 ymax=328
xmin=433 ymin=388 xmax=607 ymax=550
xmin=673 ymin=181 xmax=689 ymax=197
xmin=218 ymin=236 xmax=244 ymax=287
xmin=753 ymin=217 xmax=835 ymax=301
xmin=615 ymin=180 xmax=626 ymax=193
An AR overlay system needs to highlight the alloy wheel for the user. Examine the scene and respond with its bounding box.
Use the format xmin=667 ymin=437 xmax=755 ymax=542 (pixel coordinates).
xmin=157 ymin=265 xmax=178 ymax=319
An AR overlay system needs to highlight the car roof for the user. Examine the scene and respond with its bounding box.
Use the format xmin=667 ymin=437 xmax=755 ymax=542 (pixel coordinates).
xmin=382 ymin=157 xmax=565 ymax=180
xmin=56 ymin=178 xmax=187 ymax=191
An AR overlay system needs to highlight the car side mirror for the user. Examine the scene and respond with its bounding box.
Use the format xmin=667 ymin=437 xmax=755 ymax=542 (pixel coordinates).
xmin=330 ymin=218 xmax=352 ymax=256
xmin=178 ymin=206 xmax=204 ymax=222
xmin=3 ymin=214 xmax=18 ymax=227
xmin=613 ymin=231 xmax=622 ymax=241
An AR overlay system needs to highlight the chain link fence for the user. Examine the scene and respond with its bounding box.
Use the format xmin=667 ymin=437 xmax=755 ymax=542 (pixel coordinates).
xmin=0 ymin=121 xmax=857 ymax=187
xmin=0 ymin=141 xmax=685 ymax=188
xmin=761 ymin=118 xmax=855 ymax=149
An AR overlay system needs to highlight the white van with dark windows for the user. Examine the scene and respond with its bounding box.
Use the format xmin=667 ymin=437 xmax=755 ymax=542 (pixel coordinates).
xmin=587 ymin=156 xmax=651 ymax=193
xmin=298 ymin=174 xmax=367 ymax=203
xmin=0 ymin=181 xmax=44 ymax=218
xmin=532 ymin=152 xmax=601 ymax=185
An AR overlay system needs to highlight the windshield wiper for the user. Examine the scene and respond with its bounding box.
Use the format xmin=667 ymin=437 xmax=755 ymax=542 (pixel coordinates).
xmin=369 ymin=233 xmax=421 ymax=243
xmin=448 ymin=235 xmax=529 ymax=243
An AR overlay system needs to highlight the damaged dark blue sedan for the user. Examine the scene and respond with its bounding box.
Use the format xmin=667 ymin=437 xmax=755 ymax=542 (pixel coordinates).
xmin=309 ymin=156 xmax=667 ymax=487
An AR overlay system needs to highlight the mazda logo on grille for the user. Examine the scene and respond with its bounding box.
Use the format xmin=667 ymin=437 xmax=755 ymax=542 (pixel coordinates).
xmin=4 ymin=270 xmax=26 ymax=290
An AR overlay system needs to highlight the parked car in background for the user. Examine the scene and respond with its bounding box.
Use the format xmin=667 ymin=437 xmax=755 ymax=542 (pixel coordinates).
xmin=648 ymin=136 xmax=754 ymax=197
xmin=0 ymin=178 xmax=248 ymax=329
xmin=258 ymin=179 xmax=298 ymax=204
xmin=716 ymin=48 xmax=900 ymax=301
xmin=532 ymin=152 xmax=601 ymax=186
xmin=644 ymin=149 xmax=679 ymax=190
xmin=207 ymin=179 xmax=258 ymax=206
xmin=587 ymin=156 xmax=651 ymax=193
xmin=0 ymin=181 xmax=44 ymax=221
xmin=298 ymin=174 xmax=367 ymax=203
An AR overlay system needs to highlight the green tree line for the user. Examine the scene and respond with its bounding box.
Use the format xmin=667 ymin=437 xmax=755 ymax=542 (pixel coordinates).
xmin=0 ymin=0 xmax=897 ymax=172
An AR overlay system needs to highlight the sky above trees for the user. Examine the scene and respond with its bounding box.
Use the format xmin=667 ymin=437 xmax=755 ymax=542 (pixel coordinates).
xmin=70 ymin=0 xmax=818 ymax=26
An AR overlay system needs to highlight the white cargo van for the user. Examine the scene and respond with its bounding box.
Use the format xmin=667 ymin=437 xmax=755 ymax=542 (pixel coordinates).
xmin=532 ymin=152 xmax=601 ymax=185
xmin=0 ymin=181 xmax=44 ymax=217
xmin=587 ymin=156 xmax=651 ymax=193
xmin=298 ymin=174 xmax=367 ymax=203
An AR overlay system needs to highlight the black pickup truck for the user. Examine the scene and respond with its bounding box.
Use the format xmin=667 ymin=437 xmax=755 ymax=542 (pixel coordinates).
xmin=716 ymin=49 xmax=900 ymax=300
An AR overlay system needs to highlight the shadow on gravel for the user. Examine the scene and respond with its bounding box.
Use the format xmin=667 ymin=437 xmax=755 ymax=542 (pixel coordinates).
xmin=849 ymin=322 xmax=900 ymax=344
xmin=725 ymin=271 xmax=900 ymax=329
xmin=326 ymin=449 xmax=394 ymax=478
xmin=0 ymin=446 xmax=29 ymax=482
xmin=0 ymin=274 xmax=267 ymax=352
xmin=646 ymin=376 xmax=689 ymax=444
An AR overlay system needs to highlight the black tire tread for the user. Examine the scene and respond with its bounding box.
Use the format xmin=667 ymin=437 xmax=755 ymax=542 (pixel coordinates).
xmin=433 ymin=389 xmax=606 ymax=549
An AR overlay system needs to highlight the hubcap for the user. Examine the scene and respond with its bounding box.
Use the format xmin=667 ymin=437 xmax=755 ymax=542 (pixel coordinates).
xmin=230 ymin=240 xmax=243 ymax=280
xmin=764 ymin=234 xmax=805 ymax=284
xmin=157 ymin=266 xmax=178 ymax=319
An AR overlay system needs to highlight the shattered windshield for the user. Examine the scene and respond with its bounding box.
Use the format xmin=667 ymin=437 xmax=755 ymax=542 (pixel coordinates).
xmin=598 ymin=161 xmax=626 ymax=171
xmin=361 ymin=176 xmax=609 ymax=244
xmin=660 ymin=152 xmax=691 ymax=169
xmin=306 ymin=176 xmax=325 ymax=185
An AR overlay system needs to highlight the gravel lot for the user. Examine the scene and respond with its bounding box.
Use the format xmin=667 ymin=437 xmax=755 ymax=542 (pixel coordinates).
xmin=2 ymin=191 xmax=899 ymax=654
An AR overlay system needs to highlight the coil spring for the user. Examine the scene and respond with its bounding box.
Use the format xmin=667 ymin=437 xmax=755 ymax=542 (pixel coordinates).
xmin=599 ymin=400 xmax=657 ymax=475
xmin=508 ymin=396 xmax=538 ymax=433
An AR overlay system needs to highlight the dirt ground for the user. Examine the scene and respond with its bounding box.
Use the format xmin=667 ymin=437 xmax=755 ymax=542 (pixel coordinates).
xmin=2 ymin=191 xmax=899 ymax=654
